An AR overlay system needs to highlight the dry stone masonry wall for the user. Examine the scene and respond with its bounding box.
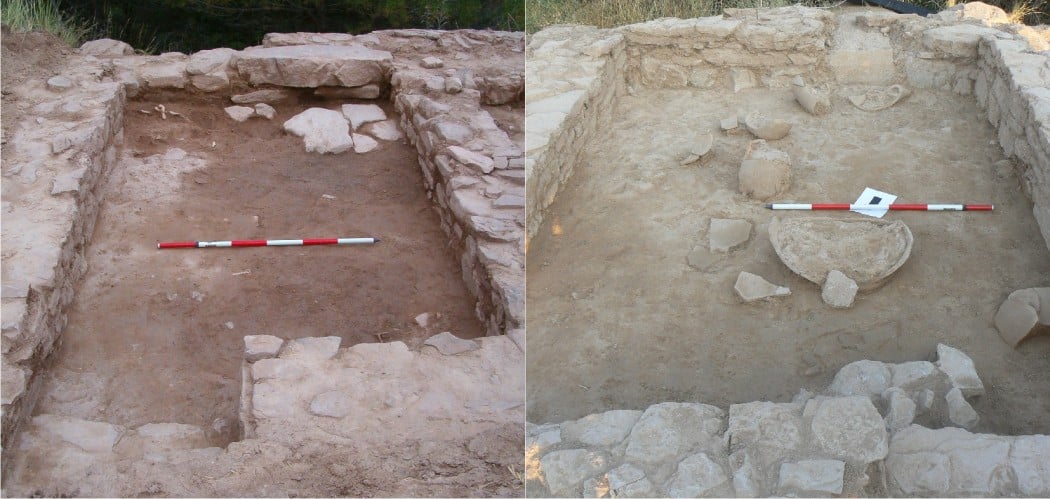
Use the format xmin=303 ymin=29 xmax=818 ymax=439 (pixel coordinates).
xmin=5 ymin=331 xmax=524 ymax=496
xmin=1 ymin=28 xmax=525 ymax=485
xmin=525 ymin=345 xmax=1050 ymax=497
xmin=526 ymin=3 xmax=1050 ymax=250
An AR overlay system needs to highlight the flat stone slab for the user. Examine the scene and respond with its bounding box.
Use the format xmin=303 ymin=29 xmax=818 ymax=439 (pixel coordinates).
xmin=423 ymin=331 xmax=479 ymax=355
xmin=734 ymin=271 xmax=790 ymax=302
xmin=282 ymin=108 xmax=354 ymax=154
xmin=769 ymin=217 xmax=913 ymax=291
xmin=236 ymin=44 xmax=392 ymax=88
xmin=709 ymin=218 xmax=751 ymax=252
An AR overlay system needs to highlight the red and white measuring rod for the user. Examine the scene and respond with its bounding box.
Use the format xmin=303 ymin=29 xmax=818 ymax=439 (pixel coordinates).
xmin=157 ymin=237 xmax=378 ymax=249
xmin=765 ymin=203 xmax=994 ymax=211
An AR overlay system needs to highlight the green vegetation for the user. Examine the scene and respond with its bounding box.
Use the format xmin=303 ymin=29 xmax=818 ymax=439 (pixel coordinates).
xmin=525 ymin=0 xmax=1046 ymax=32
xmin=1 ymin=0 xmax=93 ymax=46
xmin=53 ymin=0 xmax=524 ymax=54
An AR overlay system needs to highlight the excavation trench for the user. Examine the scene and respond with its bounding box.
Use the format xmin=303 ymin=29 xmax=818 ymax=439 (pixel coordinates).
xmin=2 ymin=29 xmax=526 ymax=496
xmin=33 ymin=92 xmax=485 ymax=446
xmin=525 ymin=7 xmax=1050 ymax=434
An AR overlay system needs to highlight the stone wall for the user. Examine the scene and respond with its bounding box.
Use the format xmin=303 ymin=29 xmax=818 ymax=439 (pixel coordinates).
xmin=2 ymin=28 xmax=524 ymax=473
xmin=525 ymin=4 xmax=1050 ymax=250
xmin=525 ymin=26 xmax=627 ymax=240
xmin=525 ymin=345 xmax=1050 ymax=497
xmin=4 ymin=331 xmax=525 ymax=496
xmin=1 ymin=65 xmax=126 ymax=467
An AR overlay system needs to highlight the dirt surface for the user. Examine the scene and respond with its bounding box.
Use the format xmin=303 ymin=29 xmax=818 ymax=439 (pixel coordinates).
xmin=526 ymin=88 xmax=1050 ymax=434
xmin=1 ymin=26 xmax=74 ymax=147
xmin=34 ymin=93 xmax=485 ymax=444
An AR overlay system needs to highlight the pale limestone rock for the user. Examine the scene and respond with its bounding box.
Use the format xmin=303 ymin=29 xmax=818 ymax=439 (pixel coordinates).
xmin=251 ymin=382 xmax=297 ymax=419
xmin=231 ymin=89 xmax=291 ymax=104
xmin=527 ymin=427 xmax=561 ymax=455
xmin=540 ymin=449 xmax=609 ymax=496
xmin=821 ymin=270 xmax=858 ymax=308
xmin=32 ymin=414 xmax=124 ymax=453
xmin=279 ymin=336 xmax=342 ymax=360
xmin=444 ymin=76 xmax=463 ymax=93
xmin=739 ymin=139 xmax=790 ymax=200
xmin=882 ymin=387 xmax=916 ymax=431
xmin=421 ymin=56 xmax=444 ymax=68
xmin=890 ymin=361 xmax=941 ymax=391
xmin=605 ymin=464 xmax=656 ymax=497
xmin=251 ymin=358 xmax=308 ymax=382
xmin=283 ymin=108 xmax=354 ymax=154
xmin=624 ymin=402 xmax=725 ymax=464
xmin=805 ymin=396 xmax=888 ymax=463
xmin=730 ymin=68 xmax=755 ymax=93
xmin=448 ymin=145 xmax=495 ymax=174
xmin=777 ymin=459 xmax=845 ymax=496
xmin=828 ymin=360 xmax=891 ymax=398
xmin=139 ymin=59 xmax=187 ymax=89
xmin=186 ymin=48 xmax=235 ymax=75
xmin=134 ymin=423 xmax=209 ymax=450
xmin=352 ymin=133 xmax=379 ymax=153
xmin=922 ymin=24 xmax=1002 ymax=58
xmin=734 ymin=271 xmax=790 ymax=302
xmin=560 ymin=410 xmax=642 ymax=447
xmin=886 ymin=425 xmax=1012 ymax=496
xmin=236 ymin=44 xmax=391 ymax=87
xmin=1 ymin=361 xmax=26 ymax=405
xmin=932 ymin=1 xmax=1010 ymax=24
xmin=423 ymin=331 xmax=479 ymax=355
xmin=244 ymin=335 xmax=283 ymax=362
xmin=727 ymin=401 xmax=804 ymax=453
xmin=253 ymin=103 xmax=276 ymax=120
xmin=494 ymin=193 xmax=524 ymax=208
xmin=432 ymin=119 xmax=474 ymax=144
xmin=80 ymin=38 xmax=134 ymax=56
xmin=744 ymin=112 xmax=791 ymax=140
xmin=341 ymin=103 xmax=387 ymax=130
xmin=191 ymin=72 xmax=229 ymax=92
xmin=936 ymin=344 xmax=985 ymax=396
xmin=666 ymin=452 xmax=729 ymax=497
xmin=709 ymin=218 xmax=751 ymax=253
xmin=47 ymin=76 xmax=74 ymax=90
xmin=414 ymin=312 xmax=431 ymax=328
xmin=945 ymin=387 xmax=979 ymax=429
xmin=309 ymin=390 xmax=354 ymax=418
xmin=224 ymin=106 xmax=255 ymax=122
xmin=994 ymin=288 xmax=1050 ymax=347
xmin=364 ymin=119 xmax=403 ymax=141
xmin=1012 ymin=435 xmax=1050 ymax=496
xmin=720 ymin=115 xmax=738 ymax=131
xmin=886 ymin=451 xmax=951 ymax=495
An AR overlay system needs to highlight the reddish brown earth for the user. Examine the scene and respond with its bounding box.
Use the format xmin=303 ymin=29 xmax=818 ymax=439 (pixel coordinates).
xmin=34 ymin=92 xmax=485 ymax=444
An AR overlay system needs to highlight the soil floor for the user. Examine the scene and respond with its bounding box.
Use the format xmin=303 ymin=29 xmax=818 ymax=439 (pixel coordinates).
xmin=526 ymin=88 xmax=1050 ymax=435
xmin=33 ymin=93 xmax=485 ymax=445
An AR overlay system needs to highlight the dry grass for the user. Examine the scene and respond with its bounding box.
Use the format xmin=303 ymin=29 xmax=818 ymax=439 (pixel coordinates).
xmin=1006 ymin=0 xmax=1043 ymax=23
xmin=0 ymin=0 xmax=91 ymax=46
xmin=525 ymin=0 xmax=809 ymax=32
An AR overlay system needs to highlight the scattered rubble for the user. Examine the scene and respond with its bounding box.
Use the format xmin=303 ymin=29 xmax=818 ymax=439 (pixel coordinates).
xmin=734 ymin=271 xmax=790 ymax=302
xmin=848 ymin=84 xmax=912 ymax=111
xmin=994 ymin=287 xmax=1049 ymax=347
xmin=708 ymin=218 xmax=751 ymax=252
xmin=282 ymin=107 xmax=354 ymax=154
xmin=821 ymin=270 xmax=858 ymax=308
xmin=743 ymin=111 xmax=791 ymax=140
xmin=738 ymin=139 xmax=790 ymax=200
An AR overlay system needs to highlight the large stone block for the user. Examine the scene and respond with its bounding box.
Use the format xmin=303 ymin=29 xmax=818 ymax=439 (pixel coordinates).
xmin=236 ymin=44 xmax=392 ymax=88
